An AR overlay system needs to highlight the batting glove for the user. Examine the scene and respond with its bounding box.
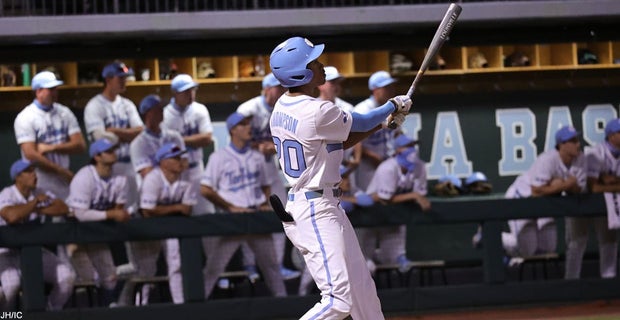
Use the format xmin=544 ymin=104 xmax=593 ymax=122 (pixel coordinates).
xmin=355 ymin=193 xmax=375 ymax=207
xmin=389 ymin=95 xmax=412 ymax=114
xmin=389 ymin=112 xmax=406 ymax=128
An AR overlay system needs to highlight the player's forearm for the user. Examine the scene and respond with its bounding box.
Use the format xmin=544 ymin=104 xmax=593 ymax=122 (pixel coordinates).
xmin=531 ymin=184 xmax=563 ymax=197
xmin=73 ymin=208 xmax=107 ymax=221
xmin=201 ymin=186 xmax=234 ymax=211
xmin=184 ymin=133 xmax=213 ymax=148
xmin=23 ymin=150 xmax=68 ymax=175
xmin=590 ymin=183 xmax=620 ymax=193
xmin=107 ymin=127 xmax=142 ymax=142
xmin=344 ymin=125 xmax=381 ymax=149
xmin=38 ymin=199 xmax=69 ymax=216
xmin=49 ymin=135 xmax=87 ymax=154
xmin=0 ymin=202 xmax=38 ymax=224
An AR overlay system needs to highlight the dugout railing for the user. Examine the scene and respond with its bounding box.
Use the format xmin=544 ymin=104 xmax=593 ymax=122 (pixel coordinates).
xmin=1 ymin=193 xmax=619 ymax=319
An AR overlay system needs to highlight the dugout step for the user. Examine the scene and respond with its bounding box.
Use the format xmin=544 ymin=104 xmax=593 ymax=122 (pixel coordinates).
xmin=375 ymin=260 xmax=447 ymax=288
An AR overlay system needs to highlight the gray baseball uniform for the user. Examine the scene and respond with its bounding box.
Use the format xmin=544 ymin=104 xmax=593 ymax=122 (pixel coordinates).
xmin=354 ymin=97 xmax=396 ymax=190
xmin=140 ymin=167 xmax=198 ymax=304
xmin=0 ymin=185 xmax=75 ymax=310
xmin=563 ymin=143 xmax=619 ymax=278
xmin=364 ymin=157 xmax=427 ymax=264
xmin=84 ymin=93 xmax=143 ymax=210
xmin=14 ymin=101 xmax=82 ymax=200
xmin=162 ymin=101 xmax=214 ymax=215
xmin=201 ymin=144 xmax=286 ymax=299
xmin=66 ymin=165 xmax=128 ymax=291
xmin=504 ymin=149 xmax=587 ymax=257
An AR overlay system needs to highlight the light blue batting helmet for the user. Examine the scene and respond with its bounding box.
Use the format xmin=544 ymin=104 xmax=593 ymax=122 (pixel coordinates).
xmin=270 ymin=37 xmax=325 ymax=88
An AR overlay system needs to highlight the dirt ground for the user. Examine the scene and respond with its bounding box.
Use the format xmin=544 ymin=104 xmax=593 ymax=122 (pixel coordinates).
xmin=386 ymin=299 xmax=620 ymax=320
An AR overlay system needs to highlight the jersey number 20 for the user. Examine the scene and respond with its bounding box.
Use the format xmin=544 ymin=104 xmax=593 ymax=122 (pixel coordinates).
xmin=272 ymin=137 xmax=307 ymax=178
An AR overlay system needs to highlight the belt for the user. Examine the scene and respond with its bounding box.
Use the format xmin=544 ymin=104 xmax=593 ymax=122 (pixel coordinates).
xmin=188 ymin=162 xmax=199 ymax=169
xmin=288 ymin=188 xmax=342 ymax=201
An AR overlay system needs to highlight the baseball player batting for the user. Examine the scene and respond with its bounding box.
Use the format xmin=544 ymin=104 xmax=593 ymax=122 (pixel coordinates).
xmin=269 ymin=36 xmax=411 ymax=319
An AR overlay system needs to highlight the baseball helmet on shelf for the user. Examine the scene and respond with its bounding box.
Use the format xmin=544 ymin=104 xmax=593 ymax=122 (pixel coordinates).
xmin=578 ymin=48 xmax=598 ymax=64
xmin=468 ymin=52 xmax=488 ymax=69
xmin=504 ymin=51 xmax=530 ymax=67
xmin=270 ymin=37 xmax=325 ymax=88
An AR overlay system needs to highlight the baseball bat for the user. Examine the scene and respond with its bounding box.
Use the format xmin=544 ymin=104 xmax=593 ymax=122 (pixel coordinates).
xmin=388 ymin=3 xmax=462 ymax=129
xmin=269 ymin=194 xmax=294 ymax=222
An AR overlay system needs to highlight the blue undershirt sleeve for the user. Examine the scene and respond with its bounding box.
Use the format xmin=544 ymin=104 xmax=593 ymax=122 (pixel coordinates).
xmin=350 ymin=101 xmax=396 ymax=132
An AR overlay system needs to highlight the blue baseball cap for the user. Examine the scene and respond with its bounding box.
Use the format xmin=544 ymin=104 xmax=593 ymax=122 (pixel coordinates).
xmin=10 ymin=159 xmax=35 ymax=180
xmin=262 ymin=73 xmax=281 ymax=89
xmin=324 ymin=66 xmax=344 ymax=81
xmin=155 ymin=143 xmax=187 ymax=163
xmin=171 ymin=74 xmax=198 ymax=93
xmin=555 ymin=125 xmax=580 ymax=145
xmin=368 ymin=71 xmax=397 ymax=91
xmin=139 ymin=94 xmax=162 ymax=115
xmin=438 ymin=175 xmax=463 ymax=189
xmin=466 ymin=172 xmax=488 ymax=185
xmin=89 ymin=138 xmax=117 ymax=158
xmin=393 ymin=134 xmax=417 ymax=149
xmin=102 ymin=61 xmax=134 ymax=78
xmin=605 ymin=118 xmax=620 ymax=137
xmin=226 ymin=112 xmax=250 ymax=131
xmin=31 ymin=71 xmax=63 ymax=90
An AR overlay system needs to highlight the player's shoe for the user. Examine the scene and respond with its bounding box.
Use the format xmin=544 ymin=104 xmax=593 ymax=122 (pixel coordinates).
xmin=217 ymin=278 xmax=231 ymax=290
xmin=397 ymin=254 xmax=413 ymax=273
xmin=472 ymin=227 xmax=483 ymax=249
xmin=366 ymin=259 xmax=377 ymax=275
xmin=245 ymin=265 xmax=261 ymax=283
xmin=116 ymin=262 xmax=136 ymax=278
xmin=280 ymin=266 xmax=301 ymax=280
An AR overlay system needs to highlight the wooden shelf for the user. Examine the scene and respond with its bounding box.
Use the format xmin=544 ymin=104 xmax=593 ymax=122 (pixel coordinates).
xmin=1 ymin=40 xmax=620 ymax=111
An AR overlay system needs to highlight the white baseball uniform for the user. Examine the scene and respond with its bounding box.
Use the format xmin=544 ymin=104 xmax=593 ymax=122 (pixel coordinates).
xmin=354 ymin=97 xmax=396 ymax=190
xmin=140 ymin=167 xmax=198 ymax=304
xmin=84 ymin=93 xmax=143 ymax=210
xmin=504 ymin=149 xmax=587 ymax=257
xmin=162 ymin=101 xmax=214 ymax=215
xmin=129 ymin=128 xmax=186 ymax=186
xmin=237 ymin=95 xmax=289 ymax=269
xmin=0 ymin=185 xmax=76 ymax=310
xmin=14 ymin=101 xmax=83 ymax=200
xmin=364 ymin=157 xmax=427 ymax=264
xmin=563 ymin=143 xmax=619 ymax=278
xmin=271 ymin=94 xmax=383 ymax=320
xmin=66 ymin=165 xmax=128 ymax=291
xmin=200 ymin=144 xmax=286 ymax=299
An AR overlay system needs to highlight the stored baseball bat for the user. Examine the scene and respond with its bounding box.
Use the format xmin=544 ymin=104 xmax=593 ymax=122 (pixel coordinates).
xmin=269 ymin=194 xmax=294 ymax=222
xmin=388 ymin=3 xmax=462 ymax=129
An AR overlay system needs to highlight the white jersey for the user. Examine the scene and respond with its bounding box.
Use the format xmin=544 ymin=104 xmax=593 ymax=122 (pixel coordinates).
xmin=162 ymin=101 xmax=213 ymax=170
xmin=67 ymin=165 xmax=128 ymax=210
xmin=366 ymin=157 xmax=427 ymax=200
xmin=585 ymin=142 xmax=620 ymax=178
xmin=14 ymin=101 xmax=82 ymax=180
xmin=83 ymin=94 xmax=144 ymax=162
xmin=201 ymin=145 xmax=269 ymax=210
xmin=140 ymin=167 xmax=197 ymax=210
xmin=270 ymin=94 xmax=352 ymax=192
xmin=129 ymin=129 xmax=186 ymax=174
xmin=506 ymin=149 xmax=587 ymax=199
